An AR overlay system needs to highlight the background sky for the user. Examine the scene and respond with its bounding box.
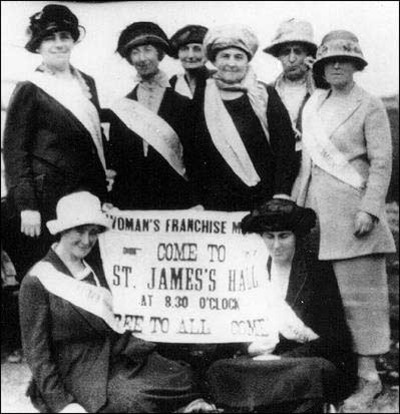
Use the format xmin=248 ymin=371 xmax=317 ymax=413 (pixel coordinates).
xmin=1 ymin=0 xmax=399 ymax=107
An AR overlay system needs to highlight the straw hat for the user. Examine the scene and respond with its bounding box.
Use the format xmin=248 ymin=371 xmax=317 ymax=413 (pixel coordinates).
xmin=263 ymin=19 xmax=317 ymax=57
xmin=46 ymin=191 xmax=111 ymax=235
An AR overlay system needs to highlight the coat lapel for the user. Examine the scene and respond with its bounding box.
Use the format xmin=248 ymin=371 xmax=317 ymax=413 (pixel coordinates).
xmin=318 ymin=85 xmax=363 ymax=138
xmin=286 ymin=250 xmax=309 ymax=307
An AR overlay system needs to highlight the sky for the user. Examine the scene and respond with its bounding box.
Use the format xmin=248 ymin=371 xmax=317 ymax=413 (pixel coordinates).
xmin=1 ymin=0 xmax=399 ymax=107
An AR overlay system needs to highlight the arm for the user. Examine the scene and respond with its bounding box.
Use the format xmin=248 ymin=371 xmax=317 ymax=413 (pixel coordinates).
xmin=266 ymin=86 xmax=297 ymax=196
xmin=19 ymin=275 xmax=75 ymax=412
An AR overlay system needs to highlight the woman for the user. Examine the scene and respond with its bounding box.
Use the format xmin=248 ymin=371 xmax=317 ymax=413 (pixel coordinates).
xmin=189 ymin=25 xmax=297 ymax=211
xmin=206 ymin=199 xmax=356 ymax=412
xmin=105 ymin=22 xmax=196 ymax=210
xmin=3 ymin=4 xmax=108 ymax=279
xmin=169 ymin=25 xmax=214 ymax=99
xmin=295 ymin=30 xmax=396 ymax=410
xmin=19 ymin=191 xmax=217 ymax=413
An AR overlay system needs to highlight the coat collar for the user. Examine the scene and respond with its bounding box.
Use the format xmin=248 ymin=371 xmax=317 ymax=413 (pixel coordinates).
xmin=316 ymin=83 xmax=364 ymax=138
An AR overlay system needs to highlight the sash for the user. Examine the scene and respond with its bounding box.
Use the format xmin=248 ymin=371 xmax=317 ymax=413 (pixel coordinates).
xmin=302 ymin=91 xmax=366 ymax=190
xmin=204 ymin=79 xmax=261 ymax=187
xmin=174 ymin=74 xmax=193 ymax=99
xmin=26 ymin=70 xmax=106 ymax=171
xmin=110 ymin=98 xmax=187 ymax=179
xmin=30 ymin=261 xmax=124 ymax=333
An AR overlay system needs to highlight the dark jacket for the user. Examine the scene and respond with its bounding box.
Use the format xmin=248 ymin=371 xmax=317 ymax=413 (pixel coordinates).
xmin=104 ymin=86 xmax=196 ymax=209
xmin=169 ymin=67 xmax=215 ymax=98
xmin=3 ymin=71 xmax=107 ymax=222
xmin=189 ymin=83 xmax=297 ymax=211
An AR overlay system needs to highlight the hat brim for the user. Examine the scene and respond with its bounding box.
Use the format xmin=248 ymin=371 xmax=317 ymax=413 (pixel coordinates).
xmin=121 ymin=34 xmax=171 ymax=57
xmin=46 ymin=215 xmax=111 ymax=235
xmin=263 ymin=41 xmax=317 ymax=58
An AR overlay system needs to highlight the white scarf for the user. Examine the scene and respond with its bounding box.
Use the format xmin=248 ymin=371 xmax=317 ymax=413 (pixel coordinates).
xmin=302 ymin=90 xmax=365 ymax=190
xmin=204 ymin=67 xmax=270 ymax=187
xmin=174 ymin=73 xmax=193 ymax=99
xmin=30 ymin=261 xmax=124 ymax=333
xmin=27 ymin=67 xmax=106 ymax=171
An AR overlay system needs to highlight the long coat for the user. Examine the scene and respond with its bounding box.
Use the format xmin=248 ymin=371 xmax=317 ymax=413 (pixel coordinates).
xmin=19 ymin=248 xmax=199 ymax=413
xmin=205 ymin=241 xmax=356 ymax=410
xmin=189 ymin=84 xmax=297 ymax=211
xmin=105 ymin=87 xmax=196 ymax=210
xmin=294 ymin=85 xmax=396 ymax=259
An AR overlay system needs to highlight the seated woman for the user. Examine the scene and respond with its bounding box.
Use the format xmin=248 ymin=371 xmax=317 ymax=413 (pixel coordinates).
xmin=206 ymin=199 xmax=356 ymax=412
xmin=19 ymin=191 xmax=217 ymax=413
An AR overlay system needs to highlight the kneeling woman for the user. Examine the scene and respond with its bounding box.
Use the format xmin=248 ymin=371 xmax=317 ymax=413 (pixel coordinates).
xmin=19 ymin=191 xmax=216 ymax=413
xmin=206 ymin=199 xmax=356 ymax=412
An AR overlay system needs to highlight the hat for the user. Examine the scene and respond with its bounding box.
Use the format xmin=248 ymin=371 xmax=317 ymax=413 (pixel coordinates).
xmin=116 ymin=22 xmax=171 ymax=58
xmin=263 ymin=19 xmax=317 ymax=57
xmin=46 ymin=191 xmax=111 ymax=235
xmin=204 ymin=25 xmax=259 ymax=62
xmin=241 ymin=199 xmax=316 ymax=236
xmin=170 ymin=25 xmax=208 ymax=59
xmin=25 ymin=4 xmax=84 ymax=54
xmin=312 ymin=30 xmax=368 ymax=88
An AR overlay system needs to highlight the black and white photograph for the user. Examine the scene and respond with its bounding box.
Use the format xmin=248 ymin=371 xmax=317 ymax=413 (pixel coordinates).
xmin=1 ymin=1 xmax=398 ymax=413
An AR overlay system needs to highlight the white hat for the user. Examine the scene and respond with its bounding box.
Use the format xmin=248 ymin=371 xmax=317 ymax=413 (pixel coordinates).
xmin=46 ymin=191 xmax=111 ymax=235
xmin=263 ymin=18 xmax=317 ymax=57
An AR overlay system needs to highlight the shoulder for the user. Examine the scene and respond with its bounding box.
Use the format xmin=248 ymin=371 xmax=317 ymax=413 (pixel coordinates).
xmin=356 ymin=86 xmax=386 ymax=112
xmin=8 ymin=81 xmax=38 ymax=104
xmin=166 ymin=87 xmax=191 ymax=107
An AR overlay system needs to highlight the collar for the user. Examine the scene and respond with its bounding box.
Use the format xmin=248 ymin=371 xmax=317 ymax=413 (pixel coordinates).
xmin=275 ymin=71 xmax=315 ymax=95
xmin=135 ymin=70 xmax=170 ymax=90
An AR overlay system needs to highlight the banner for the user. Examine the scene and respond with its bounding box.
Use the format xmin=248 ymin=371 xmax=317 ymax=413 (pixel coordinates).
xmin=99 ymin=209 xmax=278 ymax=343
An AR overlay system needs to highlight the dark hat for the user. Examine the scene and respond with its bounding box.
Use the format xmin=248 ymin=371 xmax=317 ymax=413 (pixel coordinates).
xmin=170 ymin=25 xmax=208 ymax=59
xmin=25 ymin=4 xmax=83 ymax=54
xmin=116 ymin=22 xmax=171 ymax=59
xmin=241 ymin=199 xmax=316 ymax=236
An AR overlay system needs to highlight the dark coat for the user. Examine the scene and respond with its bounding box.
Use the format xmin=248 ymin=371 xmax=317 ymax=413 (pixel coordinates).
xmin=19 ymin=248 xmax=199 ymax=413
xmin=104 ymin=86 xmax=196 ymax=209
xmin=189 ymin=84 xmax=297 ymax=211
xmin=169 ymin=67 xmax=215 ymax=98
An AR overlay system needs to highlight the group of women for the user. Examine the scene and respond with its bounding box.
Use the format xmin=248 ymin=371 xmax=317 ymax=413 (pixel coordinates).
xmin=2 ymin=3 xmax=395 ymax=413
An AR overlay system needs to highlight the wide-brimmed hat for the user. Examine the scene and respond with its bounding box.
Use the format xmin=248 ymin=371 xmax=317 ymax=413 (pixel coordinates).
xmin=313 ymin=30 xmax=368 ymax=88
xmin=116 ymin=21 xmax=171 ymax=59
xmin=25 ymin=4 xmax=84 ymax=54
xmin=241 ymin=199 xmax=316 ymax=236
xmin=204 ymin=25 xmax=259 ymax=62
xmin=263 ymin=19 xmax=317 ymax=58
xmin=47 ymin=191 xmax=111 ymax=235
xmin=170 ymin=25 xmax=208 ymax=59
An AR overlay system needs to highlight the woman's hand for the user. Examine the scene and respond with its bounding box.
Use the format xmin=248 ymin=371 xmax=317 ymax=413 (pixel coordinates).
xmin=248 ymin=337 xmax=277 ymax=357
xmin=106 ymin=169 xmax=116 ymax=192
xmin=102 ymin=202 xmax=115 ymax=213
xmin=59 ymin=403 xmax=87 ymax=413
xmin=182 ymin=398 xmax=221 ymax=413
xmin=304 ymin=56 xmax=316 ymax=70
xmin=20 ymin=210 xmax=41 ymax=237
xmin=189 ymin=204 xmax=205 ymax=211
xmin=354 ymin=211 xmax=375 ymax=237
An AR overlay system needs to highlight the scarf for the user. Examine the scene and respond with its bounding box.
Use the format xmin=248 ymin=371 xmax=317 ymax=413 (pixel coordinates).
xmin=174 ymin=73 xmax=193 ymax=99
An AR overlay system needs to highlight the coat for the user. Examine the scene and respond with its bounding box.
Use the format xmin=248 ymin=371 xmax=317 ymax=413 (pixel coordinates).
xmin=169 ymin=67 xmax=215 ymax=98
xmin=105 ymin=86 xmax=196 ymax=210
xmin=189 ymin=84 xmax=297 ymax=211
xmin=19 ymin=248 xmax=199 ymax=413
xmin=205 ymin=240 xmax=356 ymax=410
xmin=294 ymin=85 xmax=396 ymax=259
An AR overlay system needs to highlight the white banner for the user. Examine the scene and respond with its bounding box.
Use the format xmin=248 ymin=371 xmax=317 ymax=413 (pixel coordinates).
xmin=99 ymin=209 xmax=279 ymax=344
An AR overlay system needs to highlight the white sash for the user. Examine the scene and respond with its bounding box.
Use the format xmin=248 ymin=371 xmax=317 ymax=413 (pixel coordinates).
xmin=204 ymin=79 xmax=261 ymax=187
xmin=110 ymin=98 xmax=187 ymax=179
xmin=174 ymin=74 xmax=193 ymax=99
xmin=26 ymin=71 xmax=106 ymax=171
xmin=30 ymin=262 xmax=124 ymax=333
xmin=302 ymin=91 xmax=365 ymax=190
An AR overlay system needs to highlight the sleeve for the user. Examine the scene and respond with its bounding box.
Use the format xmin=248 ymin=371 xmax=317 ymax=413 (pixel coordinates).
xmin=266 ymin=86 xmax=298 ymax=196
xmin=359 ymin=97 xmax=392 ymax=217
xmin=3 ymin=82 xmax=39 ymax=212
xmin=19 ymin=275 xmax=75 ymax=412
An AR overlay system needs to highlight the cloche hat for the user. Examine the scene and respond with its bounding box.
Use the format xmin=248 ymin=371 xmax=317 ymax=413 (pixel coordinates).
xmin=46 ymin=191 xmax=111 ymax=235
xmin=170 ymin=25 xmax=208 ymax=59
xmin=25 ymin=4 xmax=84 ymax=54
xmin=116 ymin=21 xmax=171 ymax=59
xmin=241 ymin=199 xmax=316 ymax=237
xmin=263 ymin=19 xmax=317 ymax=57
xmin=312 ymin=30 xmax=368 ymax=88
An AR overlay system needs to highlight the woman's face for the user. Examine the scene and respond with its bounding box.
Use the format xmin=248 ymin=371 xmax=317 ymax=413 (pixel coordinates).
xmin=214 ymin=47 xmax=249 ymax=84
xmin=129 ymin=44 xmax=160 ymax=78
xmin=262 ymin=231 xmax=296 ymax=264
xmin=178 ymin=43 xmax=207 ymax=70
xmin=324 ymin=58 xmax=357 ymax=89
xmin=60 ymin=224 xmax=102 ymax=260
xmin=38 ymin=31 xmax=74 ymax=70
